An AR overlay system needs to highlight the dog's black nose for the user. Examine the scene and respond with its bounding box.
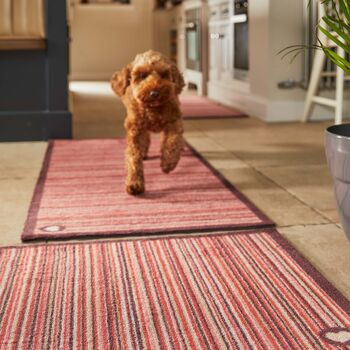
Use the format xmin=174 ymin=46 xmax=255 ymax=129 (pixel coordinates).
xmin=149 ymin=90 xmax=160 ymax=98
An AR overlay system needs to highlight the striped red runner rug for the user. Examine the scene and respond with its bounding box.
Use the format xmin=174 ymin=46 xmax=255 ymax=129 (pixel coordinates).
xmin=22 ymin=139 xmax=272 ymax=241
xmin=1 ymin=230 xmax=350 ymax=349
xmin=180 ymin=95 xmax=247 ymax=119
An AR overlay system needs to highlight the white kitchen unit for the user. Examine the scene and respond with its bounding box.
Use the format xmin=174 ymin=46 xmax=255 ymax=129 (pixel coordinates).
xmin=207 ymin=0 xmax=250 ymax=112
xmin=183 ymin=0 xmax=208 ymax=96
xmin=207 ymin=0 xmax=313 ymax=122
xmin=208 ymin=1 xmax=232 ymax=83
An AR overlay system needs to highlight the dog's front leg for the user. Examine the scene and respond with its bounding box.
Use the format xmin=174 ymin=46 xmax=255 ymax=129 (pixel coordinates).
xmin=161 ymin=119 xmax=184 ymax=174
xmin=140 ymin=131 xmax=150 ymax=160
xmin=125 ymin=131 xmax=147 ymax=195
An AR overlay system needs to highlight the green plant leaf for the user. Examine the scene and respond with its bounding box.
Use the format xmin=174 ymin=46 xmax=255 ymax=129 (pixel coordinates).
xmin=339 ymin=0 xmax=350 ymax=24
xmin=280 ymin=0 xmax=350 ymax=76
xmin=321 ymin=16 xmax=350 ymax=46
xmin=278 ymin=44 xmax=321 ymax=61
xmin=323 ymin=15 xmax=350 ymax=36
xmin=322 ymin=47 xmax=350 ymax=74
xmin=319 ymin=25 xmax=350 ymax=56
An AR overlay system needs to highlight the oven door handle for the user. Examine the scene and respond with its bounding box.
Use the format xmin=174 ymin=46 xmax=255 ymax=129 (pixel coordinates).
xmin=231 ymin=14 xmax=247 ymax=23
xmin=186 ymin=22 xmax=197 ymax=29
xmin=210 ymin=33 xmax=226 ymax=39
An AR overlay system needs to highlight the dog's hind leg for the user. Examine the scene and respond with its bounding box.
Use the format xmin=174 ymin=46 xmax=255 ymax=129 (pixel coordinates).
xmin=161 ymin=119 xmax=184 ymax=174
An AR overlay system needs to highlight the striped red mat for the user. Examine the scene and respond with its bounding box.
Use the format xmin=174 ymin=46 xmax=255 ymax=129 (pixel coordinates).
xmin=180 ymin=95 xmax=247 ymax=119
xmin=1 ymin=230 xmax=350 ymax=349
xmin=22 ymin=139 xmax=272 ymax=241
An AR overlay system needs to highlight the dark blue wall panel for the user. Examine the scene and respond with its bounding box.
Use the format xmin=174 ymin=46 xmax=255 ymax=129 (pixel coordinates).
xmin=0 ymin=51 xmax=47 ymax=111
xmin=0 ymin=0 xmax=72 ymax=141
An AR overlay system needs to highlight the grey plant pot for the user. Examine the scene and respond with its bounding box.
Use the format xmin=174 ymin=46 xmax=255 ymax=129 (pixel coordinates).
xmin=325 ymin=124 xmax=350 ymax=240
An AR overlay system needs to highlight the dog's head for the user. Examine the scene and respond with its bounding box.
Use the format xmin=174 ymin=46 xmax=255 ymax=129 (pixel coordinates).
xmin=111 ymin=50 xmax=185 ymax=107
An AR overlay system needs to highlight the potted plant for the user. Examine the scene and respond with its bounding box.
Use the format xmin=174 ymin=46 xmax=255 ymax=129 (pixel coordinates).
xmin=282 ymin=0 xmax=350 ymax=239
xmin=321 ymin=0 xmax=350 ymax=240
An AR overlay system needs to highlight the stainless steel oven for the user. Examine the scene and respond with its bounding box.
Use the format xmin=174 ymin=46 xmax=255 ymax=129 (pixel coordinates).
xmin=233 ymin=0 xmax=248 ymax=80
xmin=185 ymin=8 xmax=201 ymax=71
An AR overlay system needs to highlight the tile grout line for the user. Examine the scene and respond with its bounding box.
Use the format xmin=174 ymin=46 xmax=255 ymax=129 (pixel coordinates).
xmin=252 ymin=167 xmax=334 ymax=224
xmin=277 ymin=222 xmax=339 ymax=229
xmin=191 ymin=133 xmax=334 ymax=225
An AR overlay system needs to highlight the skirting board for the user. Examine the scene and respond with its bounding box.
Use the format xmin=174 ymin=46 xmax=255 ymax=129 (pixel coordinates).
xmin=208 ymin=81 xmax=262 ymax=117
xmin=266 ymin=101 xmax=348 ymax=123
xmin=254 ymin=98 xmax=349 ymax=122
xmin=0 ymin=111 xmax=72 ymax=141
xmin=69 ymin=72 xmax=114 ymax=81
xmin=208 ymin=81 xmax=348 ymax=122
xmin=184 ymin=69 xmax=206 ymax=96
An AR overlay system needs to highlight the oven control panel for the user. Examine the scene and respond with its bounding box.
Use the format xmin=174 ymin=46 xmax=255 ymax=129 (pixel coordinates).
xmin=234 ymin=0 xmax=248 ymax=15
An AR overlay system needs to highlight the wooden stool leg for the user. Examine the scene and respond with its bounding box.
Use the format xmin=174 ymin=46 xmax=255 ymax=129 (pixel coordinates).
xmin=302 ymin=49 xmax=326 ymax=122
xmin=335 ymin=47 xmax=345 ymax=125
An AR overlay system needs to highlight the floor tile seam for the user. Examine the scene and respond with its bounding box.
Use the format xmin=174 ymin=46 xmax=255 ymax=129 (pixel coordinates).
xmin=277 ymin=222 xmax=339 ymax=230
xmin=198 ymin=135 xmax=333 ymax=224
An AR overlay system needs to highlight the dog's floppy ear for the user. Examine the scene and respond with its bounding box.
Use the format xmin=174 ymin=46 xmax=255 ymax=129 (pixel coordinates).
xmin=170 ymin=64 xmax=185 ymax=94
xmin=111 ymin=64 xmax=131 ymax=96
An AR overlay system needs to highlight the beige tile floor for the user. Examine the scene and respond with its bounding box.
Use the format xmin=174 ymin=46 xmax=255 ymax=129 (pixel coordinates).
xmin=1 ymin=81 xmax=349 ymax=300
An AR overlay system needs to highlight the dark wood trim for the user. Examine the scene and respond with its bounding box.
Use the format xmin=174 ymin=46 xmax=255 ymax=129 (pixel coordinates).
xmin=46 ymin=0 xmax=70 ymax=111
xmin=0 ymin=111 xmax=72 ymax=141
xmin=0 ymin=0 xmax=72 ymax=141
xmin=0 ymin=38 xmax=47 ymax=51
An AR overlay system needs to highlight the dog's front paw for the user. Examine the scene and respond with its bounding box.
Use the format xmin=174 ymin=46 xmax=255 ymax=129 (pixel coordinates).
xmin=126 ymin=181 xmax=145 ymax=195
xmin=161 ymin=159 xmax=178 ymax=174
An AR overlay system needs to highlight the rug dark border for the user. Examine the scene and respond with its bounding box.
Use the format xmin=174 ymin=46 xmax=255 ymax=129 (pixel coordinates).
xmin=8 ymin=228 xmax=350 ymax=316
xmin=185 ymin=141 xmax=273 ymax=227
xmin=181 ymin=96 xmax=248 ymax=120
xmin=21 ymin=139 xmax=274 ymax=241
xmin=22 ymin=141 xmax=54 ymax=238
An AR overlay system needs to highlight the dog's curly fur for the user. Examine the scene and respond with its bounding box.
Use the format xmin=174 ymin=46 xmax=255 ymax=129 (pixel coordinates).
xmin=111 ymin=50 xmax=185 ymax=195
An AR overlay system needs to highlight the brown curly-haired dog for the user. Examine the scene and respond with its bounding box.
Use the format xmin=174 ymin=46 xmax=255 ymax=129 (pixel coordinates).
xmin=111 ymin=50 xmax=185 ymax=195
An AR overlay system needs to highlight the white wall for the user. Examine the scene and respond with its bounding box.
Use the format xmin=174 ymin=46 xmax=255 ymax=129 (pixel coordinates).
xmin=248 ymin=0 xmax=307 ymax=121
xmin=152 ymin=9 xmax=172 ymax=58
xmin=207 ymin=0 xmax=312 ymax=122
xmin=69 ymin=1 xmax=187 ymax=81
xmin=249 ymin=0 xmax=270 ymax=101
xmin=268 ymin=0 xmax=304 ymax=100
xmin=70 ymin=0 xmax=154 ymax=80
xmin=152 ymin=5 xmax=186 ymax=73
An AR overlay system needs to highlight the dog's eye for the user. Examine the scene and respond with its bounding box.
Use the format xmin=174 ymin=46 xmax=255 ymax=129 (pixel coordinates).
xmin=137 ymin=72 xmax=148 ymax=80
xmin=160 ymin=71 xmax=170 ymax=80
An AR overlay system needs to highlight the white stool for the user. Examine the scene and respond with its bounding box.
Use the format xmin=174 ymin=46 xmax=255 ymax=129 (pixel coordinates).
xmin=302 ymin=1 xmax=345 ymax=125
